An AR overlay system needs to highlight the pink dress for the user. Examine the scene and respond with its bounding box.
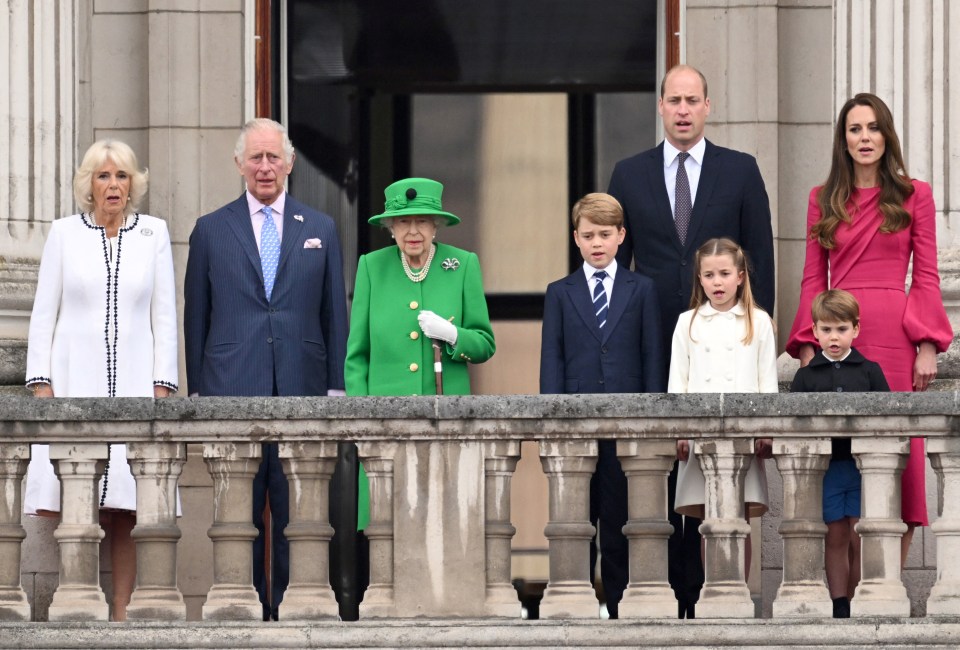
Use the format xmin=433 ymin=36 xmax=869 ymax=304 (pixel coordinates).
xmin=787 ymin=180 xmax=953 ymax=526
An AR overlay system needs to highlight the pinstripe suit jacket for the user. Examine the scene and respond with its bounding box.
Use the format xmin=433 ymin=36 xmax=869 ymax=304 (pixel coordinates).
xmin=184 ymin=193 xmax=348 ymax=396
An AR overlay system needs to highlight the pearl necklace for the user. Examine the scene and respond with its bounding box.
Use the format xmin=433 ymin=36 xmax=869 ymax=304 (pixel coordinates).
xmin=401 ymin=244 xmax=436 ymax=283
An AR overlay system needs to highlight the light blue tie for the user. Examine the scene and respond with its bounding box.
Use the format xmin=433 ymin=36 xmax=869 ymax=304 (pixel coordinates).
xmin=260 ymin=205 xmax=280 ymax=300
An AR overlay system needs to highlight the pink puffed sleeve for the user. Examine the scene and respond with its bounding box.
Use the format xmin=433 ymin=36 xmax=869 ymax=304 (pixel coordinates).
xmin=785 ymin=187 xmax=828 ymax=358
xmin=902 ymin=180 xmax=953 ymax=352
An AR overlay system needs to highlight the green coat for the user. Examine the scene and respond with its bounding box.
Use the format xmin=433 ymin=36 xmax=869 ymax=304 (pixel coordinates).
xmin=345 ymin=243 xmax=496 ymax=396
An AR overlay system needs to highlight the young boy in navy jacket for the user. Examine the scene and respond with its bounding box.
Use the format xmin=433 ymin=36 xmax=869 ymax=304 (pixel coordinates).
xmin=540 ymin=193 xmax=665 ymax=618
xmin=790 ymin=289 xmax=889 ymax=618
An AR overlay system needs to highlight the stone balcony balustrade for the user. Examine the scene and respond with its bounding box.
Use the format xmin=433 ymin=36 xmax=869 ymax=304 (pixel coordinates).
xmin=2 ymin=393 xmax=960 ymax=648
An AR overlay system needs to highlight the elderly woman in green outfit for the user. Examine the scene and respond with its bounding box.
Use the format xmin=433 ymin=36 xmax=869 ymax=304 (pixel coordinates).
xmin=346 ymin=178 xmax=496 ymax=396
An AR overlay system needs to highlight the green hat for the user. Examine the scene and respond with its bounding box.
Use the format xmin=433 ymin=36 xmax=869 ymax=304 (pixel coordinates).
xmin=368 ymin=177 xmax=460 ymax=226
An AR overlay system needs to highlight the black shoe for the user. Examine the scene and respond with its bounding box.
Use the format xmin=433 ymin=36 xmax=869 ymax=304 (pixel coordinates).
xmin=262 ymin=604 xmax=271 ymax=622
xmin=833 ymin=597 xmax=850 ymax=619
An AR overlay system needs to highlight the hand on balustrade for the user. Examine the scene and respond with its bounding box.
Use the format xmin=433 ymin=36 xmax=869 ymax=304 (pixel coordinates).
xmin=677 ymin=439 xmax=690 ymax=461
xmin=153 ymin=385 xmax=173 ymax=398
xmin=913 ymin=341 xmax=937 ymax=392
xmin=31 ymin=383 xmax=54 ymax=398
xmin=754 ymin=438 xmax=773 ymax=459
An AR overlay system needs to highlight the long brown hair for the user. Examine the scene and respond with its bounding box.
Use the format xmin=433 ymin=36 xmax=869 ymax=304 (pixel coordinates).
xmin=811 ymin=93 xmax=914 ymax=249
xmin=689 ymin=238 xmax=763 ymax=344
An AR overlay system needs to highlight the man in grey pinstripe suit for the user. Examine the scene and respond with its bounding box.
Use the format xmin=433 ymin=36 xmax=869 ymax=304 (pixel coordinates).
xmin=184 ymin=118 xmax=349 ymax=620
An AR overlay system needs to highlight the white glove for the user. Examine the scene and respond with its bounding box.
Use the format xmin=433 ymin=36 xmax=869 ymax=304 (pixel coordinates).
xmin=418 ymin=310 xmax=458 ymax=345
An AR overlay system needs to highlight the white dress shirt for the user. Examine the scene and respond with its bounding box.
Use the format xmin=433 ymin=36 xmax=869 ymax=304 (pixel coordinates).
xmin=663 ymin=137 xmax=706 ymax=218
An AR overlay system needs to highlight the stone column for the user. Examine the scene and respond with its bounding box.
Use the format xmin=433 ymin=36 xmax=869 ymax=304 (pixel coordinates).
xmin=0 ymin=444 xmax=30 ymax=620
xmin=201 ymin=442 xmax=262 ymax=621
xmin=357 ymin=442 xmax=398 ymax=618
xmin=0 ymin=0 xmax=77 ymax=390
xmin=537 ymin=440 xmax=598 ymax=619
xmin=695 ymin=439 xmax=754 ymax=619
xmin=851 ymin=438 xmax=910 ymax=617
xmin=771 ymin=438 xmax=832 ymax=617
xmin=276 ymin=441 xmax=339 ymax=620
xmin=483 ymin=440 xmax=521 ymax=617
xmin=47 ymin=443 xmax=109 ymax=622
xmin=926 ymin=438 xmax=960 ymax=616
xmin=616 ymin=439 xmax=677 ymax=619
xmin=125 ymin=442 xmax=187 ymax=621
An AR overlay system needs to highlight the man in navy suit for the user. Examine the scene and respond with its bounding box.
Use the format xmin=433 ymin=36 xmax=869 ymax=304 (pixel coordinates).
xmin=184 ymin=118 xmax=349 ymax=620
xmin=608 ymin=65 xmax=774 ymax=618
xmin=540 ymin=193 xmax=665 ymax=618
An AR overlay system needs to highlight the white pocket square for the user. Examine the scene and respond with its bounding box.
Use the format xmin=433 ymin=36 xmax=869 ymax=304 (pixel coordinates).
xmin=304 ymin=238 xmax=323 ymax=249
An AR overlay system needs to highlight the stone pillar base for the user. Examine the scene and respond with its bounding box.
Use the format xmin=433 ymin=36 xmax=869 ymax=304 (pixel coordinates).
xmin=927 ymin=588 xmax=960 ymax=617
xmin=539 ymin=582 xmax=598 ymax=619
xmin=280 ymin=586 xmax=339 ymax=620
xmin=47 ymin=587 xmax=108 ymax=622
xmin=201 ymin=587 xmax=262 ymax=621
xmin=359 ymin=586 xmax=396 ymax=619
xmin=126 ymin=588 xmax=186 ymax=621
xmin=0 ymin=593 xmax=31 ymax=621
xmin=772 ymin=583 xmax=832 ymax=617
xmin=696 ymin=583 xmax=754 ymax=619
xmin=485 ymin=585 xmax=521 ymax=618
xmin=851 ymin=590 xmax=910 ymax=618
xmin=618 ymin=585 xmax=676 ymax=618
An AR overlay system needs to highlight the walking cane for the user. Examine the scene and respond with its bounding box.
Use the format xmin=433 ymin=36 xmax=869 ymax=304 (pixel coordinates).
xmin=432 ymin=340 xmax=444 ymax=395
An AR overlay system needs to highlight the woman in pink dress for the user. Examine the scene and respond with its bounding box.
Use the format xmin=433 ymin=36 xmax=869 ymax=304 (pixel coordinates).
xmin=786 ymin=93 xmax=953 ymax=563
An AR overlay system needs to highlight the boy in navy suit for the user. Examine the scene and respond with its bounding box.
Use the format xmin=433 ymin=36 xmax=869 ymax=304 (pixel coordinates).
xmin=790 ymin=289 xmax=889 ymax=618
xmin=540 ymin=193 xmax=665 ymax=618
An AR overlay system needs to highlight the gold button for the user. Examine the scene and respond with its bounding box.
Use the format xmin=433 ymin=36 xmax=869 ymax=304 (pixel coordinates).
xmin=409 ymin=363 xmax=419 ymax=372
xmin=410 ymin=331 xmax=419 ymax=340
xmin=409 ymin=301 xmax=418 ymax=309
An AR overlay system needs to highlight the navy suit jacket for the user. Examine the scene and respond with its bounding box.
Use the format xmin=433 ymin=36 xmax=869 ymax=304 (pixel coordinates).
xmin=184 ymin=194 xmax=348 ymax=396
xmin=608 ymin=139 xmax=774 ymax=360
xmin=540 ymin=267 xmax=665 ymax=394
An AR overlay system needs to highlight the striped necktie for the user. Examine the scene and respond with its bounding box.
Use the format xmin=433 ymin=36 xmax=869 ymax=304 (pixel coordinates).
xmin=593 ymin=270 xmax=608 ymax=328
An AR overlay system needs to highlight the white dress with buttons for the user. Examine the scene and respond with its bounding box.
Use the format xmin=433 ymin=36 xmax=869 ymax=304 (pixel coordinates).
xmin=24 ymin=214 xmax=179 ymax=514
xmin=668 ymin=302 xmax=778 ymax=518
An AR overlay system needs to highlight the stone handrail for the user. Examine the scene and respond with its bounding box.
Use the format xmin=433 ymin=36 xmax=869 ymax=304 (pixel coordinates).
xmin=1 ymin=393 xmax=959 ymax=622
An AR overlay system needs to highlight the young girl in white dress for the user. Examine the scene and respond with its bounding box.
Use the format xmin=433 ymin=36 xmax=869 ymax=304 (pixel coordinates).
xmin=669 ymin=237 xmax=777 ymax=576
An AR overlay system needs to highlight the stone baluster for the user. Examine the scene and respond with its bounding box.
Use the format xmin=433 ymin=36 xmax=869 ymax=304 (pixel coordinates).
xmin=483 ymin=440 xmax=521 ymax=617
xmin=0 ymin=444 xmax=31 ymax=621
xmin=851 ymin=438 xmax=909 ymax=617
xmin=771 ymin=439 xmax=832 ymax=617
xmin=201 ymin=443 xmax=262 ymax=620
xmin=277 ymin=441 xmax=339 ymax=620
xmin=616 ymin=440 xmax=677 ymax=618
xmin=47 ymin=443 xmax=109 ymax=621
xmin=358 ymin=442 xmax=398 ymax=618
xmin=537 ymin=440 xmax=598 ymax=618
xmin=695 ymin=439 xmax=754 ymax=618
xmin=925 ymin=439 xmax=960 ymax=616
xmin=125 ymin=442 xmax=187 ymax=620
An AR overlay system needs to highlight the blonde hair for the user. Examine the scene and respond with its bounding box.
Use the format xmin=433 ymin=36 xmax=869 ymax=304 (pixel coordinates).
xmin=571 ymin=193 xmax=624 ymax=230
xmin=234 ymin=118 xmax=295 ymax=165
xmin=73 ymin=139 xmax=148 ymax=215
xmin=689 ymin=237 xmax=762 ymax=344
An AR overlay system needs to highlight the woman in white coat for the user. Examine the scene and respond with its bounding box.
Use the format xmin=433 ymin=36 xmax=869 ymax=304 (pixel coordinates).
xmin=24 ymin=139 xmax=178 ymax=620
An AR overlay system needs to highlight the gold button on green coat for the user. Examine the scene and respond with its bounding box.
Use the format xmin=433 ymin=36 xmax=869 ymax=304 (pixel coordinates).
xmin=409 ymin=362 xmax=418 ymax=372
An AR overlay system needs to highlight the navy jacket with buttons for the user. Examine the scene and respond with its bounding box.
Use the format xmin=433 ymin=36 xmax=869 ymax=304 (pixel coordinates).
xmin=790 ymin=347 xmax=889 ymax=458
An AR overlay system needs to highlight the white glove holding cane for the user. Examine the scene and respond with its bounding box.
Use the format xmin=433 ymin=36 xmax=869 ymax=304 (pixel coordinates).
xmin=418 ymin=310 xmax=458 ymax=345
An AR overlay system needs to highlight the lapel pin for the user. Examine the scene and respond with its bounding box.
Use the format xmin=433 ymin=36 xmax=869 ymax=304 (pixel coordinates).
xmin=293 ymin=214 xmax=304 ymax=222
xmin=441 ymin=258 xmax=460 ymax=270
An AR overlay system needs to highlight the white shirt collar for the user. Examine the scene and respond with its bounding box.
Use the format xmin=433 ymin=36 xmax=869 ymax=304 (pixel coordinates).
xmin=663 ymin=137 xmax=706 ymax=168
xmin=698 ymin=300 xmax=746 ymax=317
xmin=821 ymin=349 xmax=853 ymax=363
xmin=246 ymin=190 xmax=287 ymax=217
xmin=582 ymin=258 xmax=618 ymax=282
